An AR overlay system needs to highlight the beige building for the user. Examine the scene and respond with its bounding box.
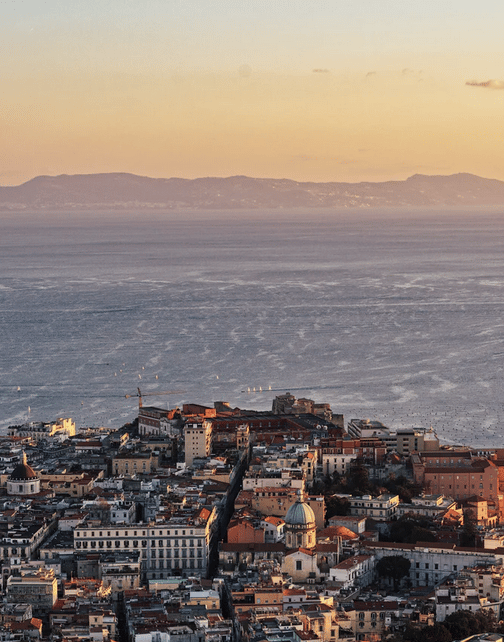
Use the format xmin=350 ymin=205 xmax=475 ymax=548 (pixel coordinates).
xmin=283 ymin=548 xmax=320 ymax=583
xmin=351 ymin=601 xmax=401 ymax=640
xmin=184 ymin=421 xmax=212 ymax=466
xmin=112 ymin=451 xmax=152 ymax=476
xmin=395 ymin=427 xmax=439 ymax=455
xmin=252 ymin=488 xmax=325 ymax=529
xmin=100 ymin=555 xmax=141 ymax=593
xmin=6 ymin=568 xmax=58 ymax=614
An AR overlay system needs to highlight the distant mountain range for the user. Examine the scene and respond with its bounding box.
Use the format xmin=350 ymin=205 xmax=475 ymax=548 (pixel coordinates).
xmin=1 ymin=172 xmax=504 ymax=210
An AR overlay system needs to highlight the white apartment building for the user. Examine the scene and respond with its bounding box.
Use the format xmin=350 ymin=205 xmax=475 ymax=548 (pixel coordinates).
xmin=321 ymin=452 xmax=357 ymax=477
xmin=74 ymin=508 xmax=216 ymax=582
xmin=435 ymin=579 xmax=483 ymax=621
xmin=329 ymin=554 xmax=375 ymax=589
xmin=396 ymin=494 xmax=458 ymax=519
xmin=348 ymin=494 xmax=399 ymax=520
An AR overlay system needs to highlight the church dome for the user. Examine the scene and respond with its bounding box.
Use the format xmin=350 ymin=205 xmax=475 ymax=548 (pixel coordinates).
xmin=10 ymin=463 xmax=37 ymax=480
xmin=9 ymin=452 xmax=37 ymax=480
xmin=285 ymin=498 xmax=315 ymax=526
xmin=7 ymin=452 xmax=40 ymax=497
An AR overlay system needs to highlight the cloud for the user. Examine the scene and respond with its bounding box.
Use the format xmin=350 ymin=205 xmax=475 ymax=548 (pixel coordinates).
xmin=365 ymin=71 xmax=376 ymax=77
xmin=312 ymin=68 xmax=330 ymax=73
xmin=466 ymin=79 xmax=504 ymax=89
xmin=291 ymin=155 xmax=357 ymax=165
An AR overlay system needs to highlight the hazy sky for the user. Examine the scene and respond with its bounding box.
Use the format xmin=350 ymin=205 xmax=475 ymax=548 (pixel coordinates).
xmin=2 ymin=0 xmax=503 ymax=185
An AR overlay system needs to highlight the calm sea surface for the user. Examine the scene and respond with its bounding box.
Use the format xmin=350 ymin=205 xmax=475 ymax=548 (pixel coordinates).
xmin=1 ymin=208 xmax=504 ymax=447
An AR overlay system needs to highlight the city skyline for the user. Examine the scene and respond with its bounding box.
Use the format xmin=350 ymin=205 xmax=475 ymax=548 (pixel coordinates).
xmin=2 ymin=0 xmax=504 ymax=186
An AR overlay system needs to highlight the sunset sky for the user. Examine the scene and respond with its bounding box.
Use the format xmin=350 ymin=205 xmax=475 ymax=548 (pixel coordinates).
xmin=2 ymin=0 xmax=504 ymax=186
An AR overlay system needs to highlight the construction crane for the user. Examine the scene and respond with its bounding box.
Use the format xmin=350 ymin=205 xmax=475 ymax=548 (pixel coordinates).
xmin=125 ymin=387 xmax=186 ymax=409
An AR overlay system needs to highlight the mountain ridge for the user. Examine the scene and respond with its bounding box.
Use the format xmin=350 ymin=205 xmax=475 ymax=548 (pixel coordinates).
xmin=1 ymin=172 xmax=504 ymax=210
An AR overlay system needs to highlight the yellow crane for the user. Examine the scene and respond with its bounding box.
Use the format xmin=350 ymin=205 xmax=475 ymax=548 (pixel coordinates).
xmin=125 ymin=387 xmax=185 ymax=409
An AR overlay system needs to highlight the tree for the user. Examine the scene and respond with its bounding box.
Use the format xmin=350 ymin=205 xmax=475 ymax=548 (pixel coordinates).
xmin=388 ymin=514 xmax=437 ymax=544
xmin=347 ymin=463 xmax=372 ymax=495
xmin=443 ymin=608 xmax=495 ymax=640
xmin=325 ymin=495 xmax=350 ymax=519
xmin=460 ymin=508 xmax=478 ymax=547
xmin=376 ymin=555 xmax=411 ymax=590
xmin=421 ymin=624 xmax=452 ymax=642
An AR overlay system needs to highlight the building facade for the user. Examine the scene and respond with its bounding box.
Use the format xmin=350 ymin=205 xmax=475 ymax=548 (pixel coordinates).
xmin=73 ymin=510 xmax=215 ymax=582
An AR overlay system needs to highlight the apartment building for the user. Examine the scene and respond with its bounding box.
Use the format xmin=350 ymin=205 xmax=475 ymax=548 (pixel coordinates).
xmin=185 ymin=421 xmax=213 ymax=466
xmin=138 ymin=406 xmax=180 ymax=437
xmin=73 ymin=508 xmax=216 ymax=582
xmin=347 ymin=494 xmax=400 ymax=520
xmin=6 ymin=567 xmax=58 ymax=614
xmin=395 ymin=427 xmax=439 ymax=455
xmin=112 ymin=451 xmax=153 ymax=476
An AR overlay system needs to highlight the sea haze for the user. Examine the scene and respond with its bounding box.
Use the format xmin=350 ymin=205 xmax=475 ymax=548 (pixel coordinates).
xmin=1 ymin=208 xmax=504 ymax=447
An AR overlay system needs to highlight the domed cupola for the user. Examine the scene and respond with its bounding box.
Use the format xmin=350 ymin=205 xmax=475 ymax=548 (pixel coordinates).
xmin=285 ymin=491 xmax=316 ymax=549
xmin=7 ymin=452 xmax=40 ymax=496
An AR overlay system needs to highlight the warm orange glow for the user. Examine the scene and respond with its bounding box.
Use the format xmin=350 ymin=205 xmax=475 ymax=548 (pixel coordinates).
xmin=2 ymin=2 xmax=504 ymax=185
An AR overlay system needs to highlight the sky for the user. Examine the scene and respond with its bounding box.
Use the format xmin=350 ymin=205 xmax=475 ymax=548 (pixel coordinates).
xmin=1 ymin=0 xmax=504 ymax=186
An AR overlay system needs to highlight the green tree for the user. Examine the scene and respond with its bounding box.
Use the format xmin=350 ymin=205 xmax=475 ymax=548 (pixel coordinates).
xmin=460 ymin=508 xmax=478 ymax=547
xmin=422 ymin=624 xmax=452 ymax=642
xmin=325 ymin=495 xmax=350 ymax=519
xmin=443 ymin=608 xmax=495 ymax=640
xmin=388 ymin=514 xmax=437 ymax=544
xmin=376 ymin=555 xmax=411 ymax=590
xmin=347 ymin=463 xmax=372 ymax=495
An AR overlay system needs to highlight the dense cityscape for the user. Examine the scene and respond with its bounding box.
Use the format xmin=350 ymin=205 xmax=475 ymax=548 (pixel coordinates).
xmin=1 ymin=392 xmax=504 ymax=642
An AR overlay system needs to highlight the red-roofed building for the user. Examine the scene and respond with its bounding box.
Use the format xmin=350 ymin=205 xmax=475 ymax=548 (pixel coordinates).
xmin=412 ymin=451 xmax=503 ymax=517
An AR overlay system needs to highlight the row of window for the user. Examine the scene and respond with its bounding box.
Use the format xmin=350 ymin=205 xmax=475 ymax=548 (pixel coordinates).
xmin=76 ymin=541 xmax=204 ymax=555
xmin=358 ymin=612 xmax=386 ymax=620
xmin=76 ymin=528 xmax=198 ymax=537
xmin=149 ymin=559 xmax=204 ymax=570
xmin=77 ymin=538 xmax=203 ymax=547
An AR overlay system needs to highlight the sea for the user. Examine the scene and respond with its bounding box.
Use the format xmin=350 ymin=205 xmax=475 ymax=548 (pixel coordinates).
xmin=1 ymin=207 xmax=504 ymax=448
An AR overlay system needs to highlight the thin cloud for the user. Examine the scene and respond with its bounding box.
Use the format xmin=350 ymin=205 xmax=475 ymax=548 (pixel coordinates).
xmin=466 ymin=79 xmax=504 ymax=89
xmin=365 ymin=71 xmax=376 ymax=77
xmin=312 ymin=68 xmax=330 ymax=73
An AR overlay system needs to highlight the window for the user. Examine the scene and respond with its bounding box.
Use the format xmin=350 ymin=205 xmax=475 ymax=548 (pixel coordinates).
xmin=296 ymin=560 xmax=302 ymax=571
